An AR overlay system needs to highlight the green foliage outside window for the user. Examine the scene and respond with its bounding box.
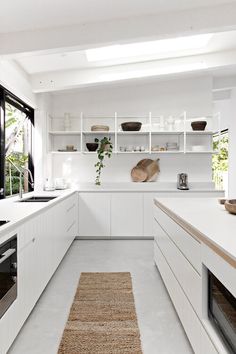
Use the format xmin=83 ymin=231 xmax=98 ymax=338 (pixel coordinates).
xmin=212 ymin=133 xmax=228 ymax=189
xmin=5 ymin=103 xmax=29 ymax=196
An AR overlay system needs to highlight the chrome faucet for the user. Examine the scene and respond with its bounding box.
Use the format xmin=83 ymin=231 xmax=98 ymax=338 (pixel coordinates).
xmin=6 ymin=158 xmax=34 ymax=199
xmin=21 ymin=166 xmax=34 ymax=189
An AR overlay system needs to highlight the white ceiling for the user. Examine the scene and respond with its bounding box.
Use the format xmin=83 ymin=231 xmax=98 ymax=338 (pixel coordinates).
xmin=2 ymin=0 xmax=236 ymax=92
xmin=0 ymin=0 xmax=234 ymax=33
xmin=15 ymin=30 xmax=236 ymax=74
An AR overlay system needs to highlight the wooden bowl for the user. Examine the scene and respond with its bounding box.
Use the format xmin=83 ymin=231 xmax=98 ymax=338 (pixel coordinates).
xmin=225 ymin=199 xmax=236 ymax=214
xmin=121 ymin=122 xmax=142 ymax=131
xmin=86 ymin=143 xmax=98 ymax=151
xmin=191 ymin=121 xmax=207 ymax=131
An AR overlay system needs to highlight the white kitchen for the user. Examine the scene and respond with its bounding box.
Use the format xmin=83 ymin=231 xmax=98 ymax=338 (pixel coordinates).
xmin=0 ymin=1 xmax=235 ymax=353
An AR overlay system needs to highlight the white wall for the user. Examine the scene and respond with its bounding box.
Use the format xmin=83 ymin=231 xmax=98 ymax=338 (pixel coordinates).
xmin=34 ymin=93 xmax=53 ymax=190
xmin=52 ymin=76 xmax=213 ymax=117
xmin=213 ymin=99 xmax=230 ymax=132
xmin=0 ymin=59 xmax=36 ymax=107
xmin=40 ymin=76 xmax=214 ymax=185
xmin=228 ymin=89 xmax=236 ymax=198
xmin=51 ymin=153 xmax=212 ymax=184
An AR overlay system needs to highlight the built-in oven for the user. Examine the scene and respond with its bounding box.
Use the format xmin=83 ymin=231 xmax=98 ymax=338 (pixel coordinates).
xmin=208 ymin=270 xmax=236 ymax=353
xmin=0 ymin=235 xmax=17 ymax=318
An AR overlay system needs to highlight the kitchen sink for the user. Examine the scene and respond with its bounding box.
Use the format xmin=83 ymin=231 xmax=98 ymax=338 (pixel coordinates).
xmin=18 ymin=196 xmax=57 ymax=203
xmin=0 ymin=220 xmax=9 ymax=226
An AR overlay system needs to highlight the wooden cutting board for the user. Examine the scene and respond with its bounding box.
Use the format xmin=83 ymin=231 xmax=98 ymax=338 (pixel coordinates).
xmin=131 ymin=159 xmax=160 ymax=182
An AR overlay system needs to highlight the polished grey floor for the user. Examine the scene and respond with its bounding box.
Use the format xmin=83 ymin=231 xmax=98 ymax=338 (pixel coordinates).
xmin=9 ymin=240 xmax=193 ymax=354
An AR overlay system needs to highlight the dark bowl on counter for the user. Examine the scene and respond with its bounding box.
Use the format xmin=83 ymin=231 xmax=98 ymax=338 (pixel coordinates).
xmin=121 ymin=122 xmax=142 ymax=131
xmin=218 ymin=198 xmax=226 ymax=205
xmin=225 ymin=199 xmax=236 ymax=214
xmin=86 ymin=143 xmax=99 ymax=151
xmin=191 ymin=121 xmax=207 ymax=131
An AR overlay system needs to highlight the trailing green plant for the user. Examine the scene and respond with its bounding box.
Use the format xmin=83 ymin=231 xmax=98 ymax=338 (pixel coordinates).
xmin=94 ymin=137 xmax=113 ymax=185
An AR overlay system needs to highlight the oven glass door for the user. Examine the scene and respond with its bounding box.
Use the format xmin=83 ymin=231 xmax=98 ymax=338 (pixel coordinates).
xmin=208 ymin=271 xmax=236 ymax=353
xmin=0 ymin=236 xmax=17 ymax=318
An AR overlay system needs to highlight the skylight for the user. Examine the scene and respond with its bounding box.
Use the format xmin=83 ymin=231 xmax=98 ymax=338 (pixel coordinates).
xmin=86 ymin=33 xmax=213 ymax=62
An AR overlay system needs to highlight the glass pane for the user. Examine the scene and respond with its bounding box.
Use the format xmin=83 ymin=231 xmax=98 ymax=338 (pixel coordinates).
xmin=212 ymin=131 xmax=228 ymax=190
xmin=5 ymin=102 xmax=31 ymax=197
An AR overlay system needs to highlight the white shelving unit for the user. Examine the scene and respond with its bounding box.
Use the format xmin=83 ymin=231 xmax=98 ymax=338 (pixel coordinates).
xmin=47 ymin=111 xmax=221 ymax=155
xmin=49 ymin=131 xmax=81 ymax=135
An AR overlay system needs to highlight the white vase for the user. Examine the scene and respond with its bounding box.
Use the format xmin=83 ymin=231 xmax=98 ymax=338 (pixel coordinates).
xmin=64 ymin=112 xmax=71 ymax=131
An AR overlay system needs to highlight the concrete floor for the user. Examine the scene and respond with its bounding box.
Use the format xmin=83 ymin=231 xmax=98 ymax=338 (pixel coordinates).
xmin=9 ymin=240 xmax=193 ymax=354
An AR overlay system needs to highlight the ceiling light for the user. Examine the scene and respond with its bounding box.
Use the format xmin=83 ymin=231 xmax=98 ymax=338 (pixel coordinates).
xmin=86 ymin=33 xmax=213 ymax=62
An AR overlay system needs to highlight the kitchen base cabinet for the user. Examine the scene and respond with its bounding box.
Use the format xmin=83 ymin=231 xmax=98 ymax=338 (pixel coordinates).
xmin=0 ymin=192 xmax=77 ymax=354
xmin=143 ymin=194 xmax=155 ymax=237
xmin=78 ymin=191 xmax=223 ymax=239
xmin=153 ymin=219 xmax=201 ymax=315
xmin=154 ymin=242 xmax=218 ymax=354
xmin=78 ymin=193 xmax=110 ymax=237
xmin=153 ymin=202 xmax=220 ymax=354
xmin=111 ymin=193 xmax=143 ymax=237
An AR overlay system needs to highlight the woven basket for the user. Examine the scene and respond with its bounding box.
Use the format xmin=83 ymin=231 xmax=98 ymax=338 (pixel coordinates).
xmin=91 ymin=125 xmax=109 ymax=132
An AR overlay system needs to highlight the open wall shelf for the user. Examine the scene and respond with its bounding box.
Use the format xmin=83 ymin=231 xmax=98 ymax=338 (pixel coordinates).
xmin=47 ymin=111 xmax=221 ymax=155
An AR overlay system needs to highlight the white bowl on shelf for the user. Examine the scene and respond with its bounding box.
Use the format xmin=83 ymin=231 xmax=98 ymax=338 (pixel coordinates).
xmin=191 ymin=145 xmax=206 ymax=152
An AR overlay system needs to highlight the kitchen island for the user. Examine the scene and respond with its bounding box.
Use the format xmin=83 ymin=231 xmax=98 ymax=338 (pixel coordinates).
xmin=153 ymin=197 xmax=236 ymax=354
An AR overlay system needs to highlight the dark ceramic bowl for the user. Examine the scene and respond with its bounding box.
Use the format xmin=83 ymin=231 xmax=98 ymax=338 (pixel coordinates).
xmin=225 ymin=199 xmax=236 ymax=214
xmin=191 ymin=121 xmax=207 ymax=131
xmin=86 ymin=143 xmax=98 ymax=152
xmin=218 ymin=198 xmax=226 ymax=205
xmin=121 ymin=122 xmax=142 ymax=131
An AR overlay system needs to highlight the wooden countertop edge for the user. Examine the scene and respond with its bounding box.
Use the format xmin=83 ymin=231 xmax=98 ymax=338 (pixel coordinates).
xmin=154 ymin=199 xmax=236 ymax=269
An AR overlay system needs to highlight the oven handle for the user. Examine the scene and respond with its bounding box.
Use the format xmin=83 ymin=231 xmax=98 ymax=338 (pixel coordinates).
xmin=0 ymin=249 xmax=16 ymax=264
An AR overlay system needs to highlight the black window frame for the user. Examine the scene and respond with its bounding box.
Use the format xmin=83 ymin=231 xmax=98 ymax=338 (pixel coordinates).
xmin=0 ymin=85 xmax=34 ymax=199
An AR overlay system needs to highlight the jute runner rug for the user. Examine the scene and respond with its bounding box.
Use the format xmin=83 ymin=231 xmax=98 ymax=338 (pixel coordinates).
xmin=58 ymin=272 xmax=143 ymax=354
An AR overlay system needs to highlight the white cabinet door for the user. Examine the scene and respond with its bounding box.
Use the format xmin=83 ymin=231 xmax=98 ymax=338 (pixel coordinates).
xmin=64 ymin=193 xmax=78 ymax=245
xmin=111 ymin=193 xmax=143 ymax=237
xmin=18 ymin=219 xmax=39 ymax=317
xmin=78 ymin=193 xmax=111 ymax=237
xmin=143 ymin=193 xmax=155 ymax=237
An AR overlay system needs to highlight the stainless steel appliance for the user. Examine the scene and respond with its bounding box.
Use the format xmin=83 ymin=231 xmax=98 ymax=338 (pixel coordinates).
xmin=208 ymin=270 xmax=236 ymax=353
xmin=0 ymin=235 xmax=17 ymax=318
xmin=177 ymin=173 xmax=189 ymax=190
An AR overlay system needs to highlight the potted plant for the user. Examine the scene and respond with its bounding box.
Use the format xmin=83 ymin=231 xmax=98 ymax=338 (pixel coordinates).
xmin=94 ymin=137 xmax=113 ymax=185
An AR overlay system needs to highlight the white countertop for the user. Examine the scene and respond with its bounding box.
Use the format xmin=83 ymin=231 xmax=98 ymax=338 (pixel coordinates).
xmin=0 ymin=189 xmax=76 ymax=240
xmin=0 ymin=184 xmax=223 ymax=242
xmin=154 ymin=197 xmax=236 ymax=266
xmin=76 ymin=181 xmax=223 ymax=193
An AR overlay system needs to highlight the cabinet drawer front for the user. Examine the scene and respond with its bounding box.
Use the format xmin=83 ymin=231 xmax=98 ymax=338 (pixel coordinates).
xmin=154 ymin=220 xmax=201 ymax=316
xmin=154 ymin=243 xmax=218 ymax=354
xmin=65 ymin=195 xmax=77 ymax=235
xmin=154 ymin=205 xmax=201 ymax=273
xmin=154 ymin=243 xmax=201 ymax=354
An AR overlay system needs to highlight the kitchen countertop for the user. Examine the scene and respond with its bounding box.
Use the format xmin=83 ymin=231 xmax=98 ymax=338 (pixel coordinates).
xmin=76 ymin=181 xmax=224 ymax=193
xmin=154 ymin=197 xmax=236 ymax=268
xmin=0 ymin=184 xmax=223 ymax=242
xmin=0 ymin=189 xmax=76 ymax=240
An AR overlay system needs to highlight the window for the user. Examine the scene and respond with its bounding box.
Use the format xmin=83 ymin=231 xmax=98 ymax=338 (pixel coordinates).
xmin=0 ymin=87 xmax=34 ymax=198
xmin=212 ymin=129 xmax=228 ymax=190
